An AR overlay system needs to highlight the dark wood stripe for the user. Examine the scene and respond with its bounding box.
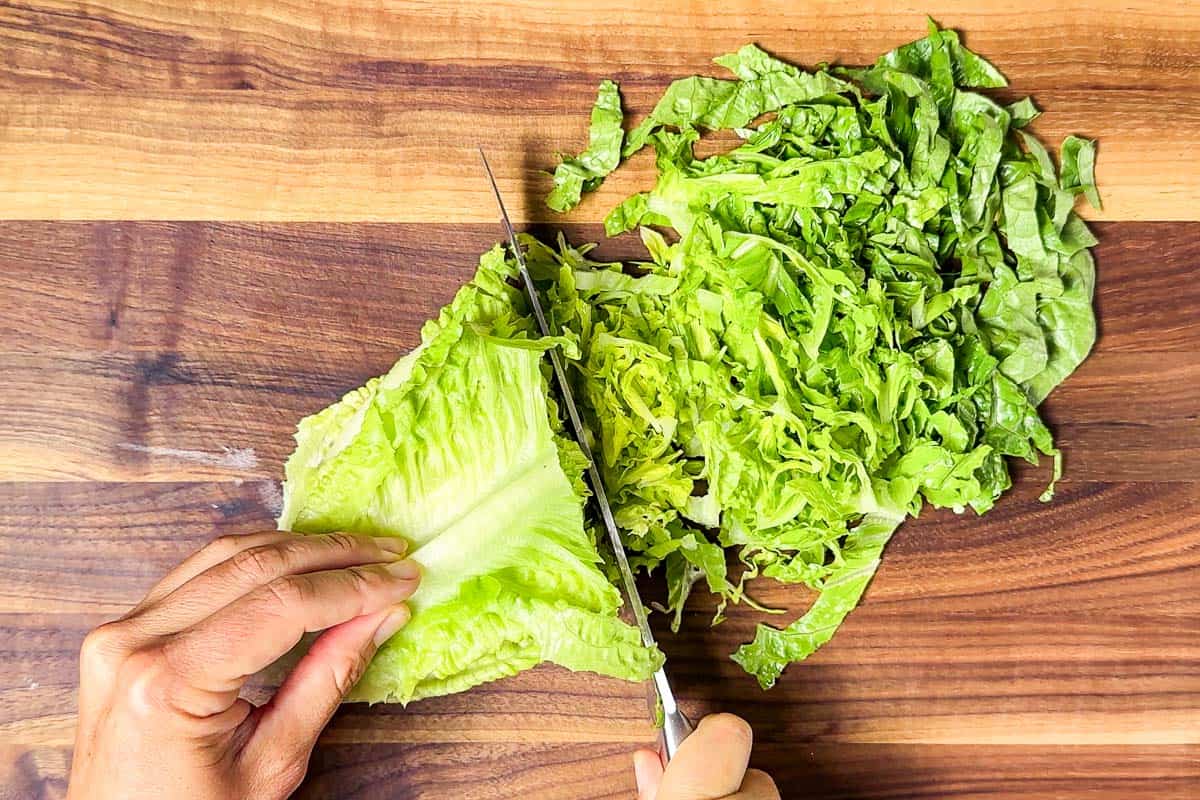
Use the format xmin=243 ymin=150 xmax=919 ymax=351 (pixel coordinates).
xmin=2 ymin=221 xmax=1194 ymax=355
xmin=1 ymin=222 xmax=1196 ymax=482
xmin=753 ymin=744 xmax=1200 ymax=800
xmin=3 ymin=741 xmax=1197 ymax=800
xmin=0 ymin=741 xmax=644 ymax=800
xmin=3 ymin=605 xmax=1196 ymax=745
xmin=2 ymin=480 xmax=1197 ymax=615
xmin=1 ymin=476 xmax=1195 ymax=750
xmin=0 ymin=349 xmax=1195 ymax=483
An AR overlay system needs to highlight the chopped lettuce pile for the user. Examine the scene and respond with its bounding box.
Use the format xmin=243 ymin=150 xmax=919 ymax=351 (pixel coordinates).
xmin=280 ymin=21 xmax=1100 ymax=702
xmin=544 ymin=21 xmax=1099 ymax=687
xmin=279 ymin=248 xmax=663 ymax=703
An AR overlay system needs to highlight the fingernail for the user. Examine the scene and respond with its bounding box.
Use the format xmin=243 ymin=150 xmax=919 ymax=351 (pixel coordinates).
xmin=384 ymin=558 xmax=421 ymax=581
xmin=373 ymin=604 xmax=410 ymax=646
xmin=632 ymin=750 xmax=662 ymax=799
xmin=373 ymin=537 xmax=409 ymax=557
xmin=632 ymin=754 xmax=649 ymax=795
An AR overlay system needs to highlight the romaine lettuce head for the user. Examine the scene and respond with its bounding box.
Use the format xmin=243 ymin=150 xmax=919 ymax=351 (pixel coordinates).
xmin=279 ymin=246 xmax=662 ymax=703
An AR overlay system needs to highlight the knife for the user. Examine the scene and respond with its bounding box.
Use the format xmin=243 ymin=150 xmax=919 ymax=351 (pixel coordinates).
xmin=479 ymin=149 xmax=694 ymax=760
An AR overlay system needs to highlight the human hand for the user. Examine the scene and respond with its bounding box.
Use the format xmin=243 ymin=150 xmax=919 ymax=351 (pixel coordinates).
xmin=633 ymin=714 xmax=780 ymax=799
xmin=66 ymin=531 xmax=420 ymax=800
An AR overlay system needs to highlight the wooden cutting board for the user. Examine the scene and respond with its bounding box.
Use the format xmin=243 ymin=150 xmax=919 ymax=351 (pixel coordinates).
xmin=1 ymin=2 xmax=1197 ymax=798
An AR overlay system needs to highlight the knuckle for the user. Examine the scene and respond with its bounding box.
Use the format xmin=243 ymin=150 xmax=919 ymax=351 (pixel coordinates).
xmin=120 ymin=647 xmax=175 ymax=718
xmin=251 ymin=752 xmax=309 ymax=798
xmin=80 ymin=622 xmax=130 ymax=669
xmin=261 ymin=574 xmax=309 ymax=610
xmin=229 ymin=543 xmax=288 ymax=581
xmin=321 ymin=532 xmax=361 ymax=554
xmin=271 ymin=757 xmax=309 ymax=796
xmin=344 ymin=564 xmax=386 ymax=592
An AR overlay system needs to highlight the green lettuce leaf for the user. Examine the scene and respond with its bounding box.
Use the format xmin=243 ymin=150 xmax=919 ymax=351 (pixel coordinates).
xmin=1059 ymin=135 xmax=1102 ymax=210
xmin=1006 ymin=97 xmax=1041 ymax=128
xmin=871 ymin=17 xmax=1006 ymax=120
xmin=624 ymin=48 xmax=851 ymax=157
xmin=280 ymin=246 xmax=662 ymax=703
xmin=546 ymin=79 xmax=625 ymax=212
xmin=1024 ymin=249 xmax=1097 ymax=405
xmin=732 ymin=511 xmax=903 ymax=688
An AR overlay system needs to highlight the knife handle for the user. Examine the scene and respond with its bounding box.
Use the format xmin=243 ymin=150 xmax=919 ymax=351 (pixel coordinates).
xmin=661 ymin=706 xmax=694 ymax=761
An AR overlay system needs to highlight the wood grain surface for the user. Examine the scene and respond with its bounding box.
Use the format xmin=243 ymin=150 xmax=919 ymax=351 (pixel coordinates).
xmin=2 ymin=87 xmax=1196 ymax=222
xmin=1 ymin=1 xmax=1199 ymax=221
xmin=1 ymin=2 xmax=1198 ymax=798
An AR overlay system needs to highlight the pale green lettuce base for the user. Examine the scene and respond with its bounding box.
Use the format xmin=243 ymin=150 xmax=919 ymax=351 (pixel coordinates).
xmin=279 ymin=249 xmax=661 ymax=704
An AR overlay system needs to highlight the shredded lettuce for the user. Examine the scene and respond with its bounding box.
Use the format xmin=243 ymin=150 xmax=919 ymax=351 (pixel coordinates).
xmin=620 ymin=45 xmax=852 ymax=160
xmin=544 ymin=21 xmax=1099 ymax=687
xmin=546 ymin=79 xmax=625 ymax=212
xmin=279 ymin=247 xmax=662 ymax=703
xmin=1059 ymin=135 xmax=1102 ymax=211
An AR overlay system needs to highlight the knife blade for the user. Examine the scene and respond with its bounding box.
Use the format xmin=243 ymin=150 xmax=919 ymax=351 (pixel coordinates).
xmin=478 ymin=148 xmax=693 ymax=759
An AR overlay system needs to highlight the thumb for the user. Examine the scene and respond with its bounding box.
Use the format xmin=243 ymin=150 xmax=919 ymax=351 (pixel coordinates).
xmin=241 ymin=604 xmax=410 ymax=773
xmin=654 ymin=713 xmax=753 ymax=800
xmin=633 ymin=747 xmax=666 ymax=800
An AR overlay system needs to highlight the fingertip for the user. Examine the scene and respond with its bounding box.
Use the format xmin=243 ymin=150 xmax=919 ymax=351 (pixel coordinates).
xmin=384 ymin=558 xmax=421 ymax=582
xmin=632 ymin=748 xmax=664 ymax=800
xmin=699 ymin=712 xmax=753 ymax=750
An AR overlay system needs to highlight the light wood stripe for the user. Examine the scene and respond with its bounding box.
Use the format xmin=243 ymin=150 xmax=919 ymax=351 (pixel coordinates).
xmin=0 ymin=88 xmax=1195 ymax=222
